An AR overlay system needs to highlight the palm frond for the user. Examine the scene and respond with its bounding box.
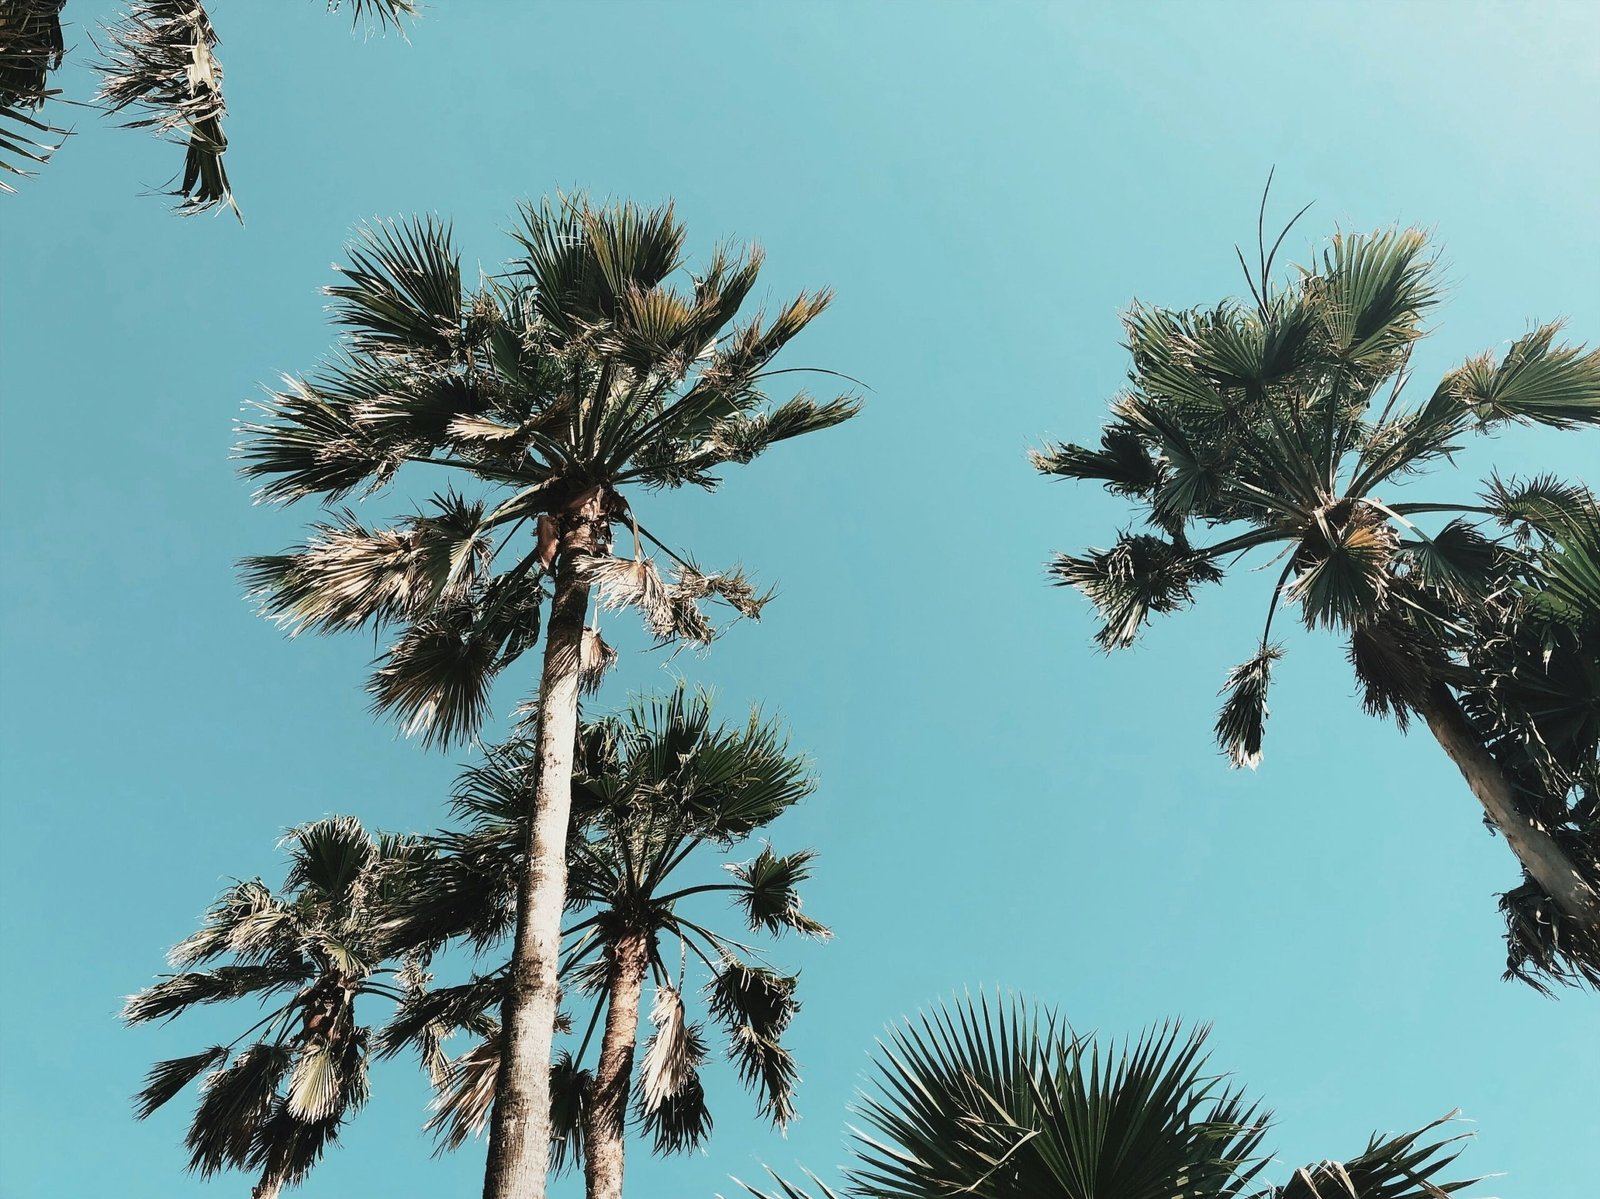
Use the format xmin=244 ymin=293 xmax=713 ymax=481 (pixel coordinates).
xmin=326 ymin=216 xmax=464 ymax=359
xmin=1051 ymin=533 xmax=1223 ymax=650
xmin=185 ymin=1043 xmax=294 ymax=1176
xmin=1269 ymin=1112 xmax=1476 ymax=1198
xmin=637 ymin=984 xmax=714 ymax=1153
xmin=1216 ymin=644 xmax=1283 ymax=770
xmin=124 ymin=965 xmax=309 ymax=1025
xmin=1442 ymin=324 xmax=1600 ymax=431
xmin=368 ymin=604 xmax=502 ymax=748
xmin=0 ymin=0 xmax=68 ymax=189
xmin=1030 ymin=425 xmax=1163 ymax=497
xmin=726 ymin=847 xmax=829 ymax=938
xmin=95 ymin=0 xmax=236 ymax=217
xmin=134 ymin=1046 xmax=229 ymax=1118
xmin=708 ymin=959 xmax=800 ymax=1128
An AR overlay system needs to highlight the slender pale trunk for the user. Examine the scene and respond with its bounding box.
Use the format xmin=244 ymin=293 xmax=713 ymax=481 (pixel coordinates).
xmin=581 ymin=931 xmax=651 ymax=1199
xmin=252 ymin=1176 xmax=283 ymax=1199
xmin=482 ymin=535 xmax=595 ymax=1199
xmin=1418 ymin=681 xmax=1600 ymax=925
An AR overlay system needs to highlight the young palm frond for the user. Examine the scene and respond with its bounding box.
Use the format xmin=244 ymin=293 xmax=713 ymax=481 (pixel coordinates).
xmin=0 ymin=0 xmax=68 ymax=189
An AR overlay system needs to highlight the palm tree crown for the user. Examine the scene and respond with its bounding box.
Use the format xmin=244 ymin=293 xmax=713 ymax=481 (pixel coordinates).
xmin=384 ymin=686 xmax=828 ymax=1187
xmin=240 ymin=197 xmax=858 ymax=744
xmin=739 ymin=993 xmax=1478 ymax=1199
xmin=125 ymin=817 xmax=423 ymax=1199
xmin=1034 ymin=214 xmax=1600 ymax=985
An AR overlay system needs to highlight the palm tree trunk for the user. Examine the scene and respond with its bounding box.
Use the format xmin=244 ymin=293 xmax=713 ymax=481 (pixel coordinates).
xmin=252 ymin=1175 xmax=283 ymax=1199
xmin=482 ymin=542 xmax=594 ymax=1199
xmin=582 ymin=931 xmax=651 ymax=1199
xmin=1418 ymin=681 xmax=1600 ymax=925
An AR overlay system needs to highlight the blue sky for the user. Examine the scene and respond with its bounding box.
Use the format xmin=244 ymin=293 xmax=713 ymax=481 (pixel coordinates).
xmin=2 ymin=2 xmax=1598 ymax=1196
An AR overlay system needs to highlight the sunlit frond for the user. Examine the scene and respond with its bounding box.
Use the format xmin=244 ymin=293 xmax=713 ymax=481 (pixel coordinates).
xmin=95 ymin=1 xmax=235 ymax=217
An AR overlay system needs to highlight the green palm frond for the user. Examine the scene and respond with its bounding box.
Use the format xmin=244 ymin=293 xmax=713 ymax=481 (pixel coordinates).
xmin=1442 ymin=323 xmax=1600 ymax=431
xmin=328 ymin=0 xmax=417 ymax=34
xmin=732 ymin=1169 xmax=843 ymax=1199
xmin=851 ymin=996 xmax=1269 ymax=1199
xmin=95 ymin=1 xmax=235 ymax=217
xmin=1270 ymin=1113 xmax=1474 ymax=1198
xmin=726 ymin=847 xmax=829 ymax=939
xmin=124 ymin=965 xmax=310 ymax=1025
xmin=326 ymin=216 xmax=464 ymax=358
xmin=1311 ymin=228 xmax=1438 ymax=376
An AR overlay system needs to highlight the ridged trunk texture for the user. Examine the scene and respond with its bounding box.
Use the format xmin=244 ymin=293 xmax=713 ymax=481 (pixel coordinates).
xmin=481 ymin=541 xmax=594 ymax=1199
xmin=581 ymin=931 xmax=651 ymax=1199
xmin=1419 ymin=681 xmax=1600 ymax=925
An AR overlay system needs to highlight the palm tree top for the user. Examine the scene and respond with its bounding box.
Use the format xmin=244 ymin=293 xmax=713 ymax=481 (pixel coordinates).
xmin=1034 ymin=217 xmax=1600 ymax=765
xmin=382 ymin=684 xmax=828 ymax=1164
xmin=737 ymin=992 xmax=1480 ymax=1199
xmin=238 ymin=197 xmax=860 ymax=746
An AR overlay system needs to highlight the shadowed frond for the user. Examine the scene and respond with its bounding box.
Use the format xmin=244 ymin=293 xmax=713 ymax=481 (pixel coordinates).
xmin=709 ymin=959 xmax=800 ymax=1128
xmin=1052 ymin=534 xmax=1223 ymax=649
xmin=1216 ymin=644 xmax=1283 ymax=770
xmin=0 ymin=0 xmax=68 ymax=189
xmin=134 ymin=1046 xmax=229 ymax=1118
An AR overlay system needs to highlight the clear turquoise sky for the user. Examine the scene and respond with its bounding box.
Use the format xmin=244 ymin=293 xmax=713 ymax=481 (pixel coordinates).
xmin=3 ymin=2 xmax=1598 ymax=1196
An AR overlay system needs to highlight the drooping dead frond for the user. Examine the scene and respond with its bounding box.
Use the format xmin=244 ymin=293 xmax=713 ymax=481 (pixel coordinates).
xmin=579 ymin=626 xmax=616 ymax=695
xmin=96 ymin=1 xmax=236 ymax=217
xmin=425 ymin=1035 xmax=500 ymax=1151
xmin=638 ymin=985 xmax=695 ymax=1113
xmin=585 ymin=553 xmax=674 ymax=638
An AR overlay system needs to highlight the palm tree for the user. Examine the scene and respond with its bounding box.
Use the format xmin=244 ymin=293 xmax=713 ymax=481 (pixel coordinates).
xmin=735 ymin=994 xmax=1478 ymax=1199
xmin=1033 ymin=210 xmax=1600 ymax=986
xmin=238 ymin=197 xmax=857 ymax=1199
xmin=125 ymin=817 xmax=424 ymax=1199
xmin=381 ymin=685 xmax=828 ymax=1199
xmin=0 ymin=0 xmax=67 ymax=189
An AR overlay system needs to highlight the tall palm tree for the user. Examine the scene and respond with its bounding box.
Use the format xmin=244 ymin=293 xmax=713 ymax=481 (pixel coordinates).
xmin=1033 ymin=212 xmax=1600 ymax=986
xmin=239 ymin=198 xmax=857 ymax=1199
xmin=381 ymin=685 xmax=828 ymax=1199
xmin=125 ymin=817 xmax=423 ymax=1199
xmin=736 ymin=994 xmax=1478 ymax=1199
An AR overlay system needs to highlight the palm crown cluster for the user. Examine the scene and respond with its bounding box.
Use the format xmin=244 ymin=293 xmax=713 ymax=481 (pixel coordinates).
xmin=0 ymin=0 xmax=415 ymax=213
xmin=1034 ymin=217 xmax=1600 ymax=987
xmin=129 ymin=688 xmax=827 ymax=1198
xmin=739 ymin=994 xmax=1475 ymax=1199
xmin=240 ymin=199 xmax=857 ymax=745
